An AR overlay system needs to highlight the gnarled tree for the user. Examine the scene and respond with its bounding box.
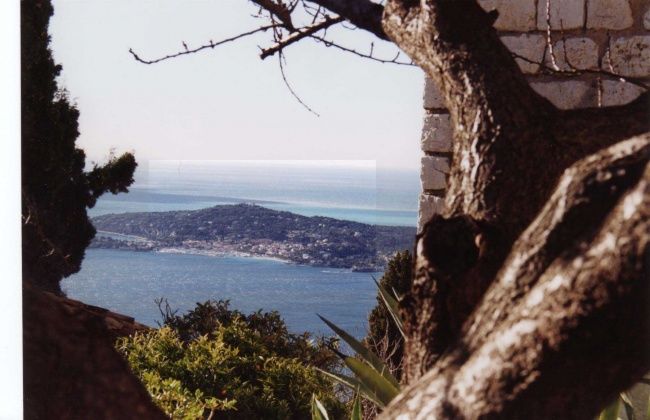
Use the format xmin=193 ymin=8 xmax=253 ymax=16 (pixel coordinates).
xmin=131 ymin=0 xmax=650 ymax=418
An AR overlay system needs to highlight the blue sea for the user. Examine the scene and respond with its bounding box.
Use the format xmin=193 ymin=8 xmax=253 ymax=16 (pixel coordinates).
xmin=62 ymin=161 xmax=419 ymax=337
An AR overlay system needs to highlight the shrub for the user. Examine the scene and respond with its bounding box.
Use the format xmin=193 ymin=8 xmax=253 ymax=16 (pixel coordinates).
xmin=117 ymin=301 xmax=347 ymax=419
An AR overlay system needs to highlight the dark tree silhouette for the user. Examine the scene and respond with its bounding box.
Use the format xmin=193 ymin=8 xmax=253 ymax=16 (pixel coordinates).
xmin=21 ymin=0 xmax=137 ymax=292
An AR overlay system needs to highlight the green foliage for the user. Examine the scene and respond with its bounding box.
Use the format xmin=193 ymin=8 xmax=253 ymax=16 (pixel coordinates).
xmin=366 ymin=251 xmax=412 ymax=378
xmin=599 ymin=397 xmax=622 ymax=420
xmin=317 ymin=257 xmax=412 ymax=412
xmin=311 ymin=393 xmax=363 ymax=420
xmin=21 ymin=0 xmax=136 ymax=291
xmin=319 ymin=316 xmax=401 ymax=409
xmin=318 ymin=315 xmax=399 ymax=390
xmin=311 ymin=394 xmax=330 ymax=420
xmin=118 ymin=301 xmax=346 ymax=419
xmin=596 ymin=386 xmax=650 ymax=420
xmin=373 ymin=277 xmax=405 ymax=339
xmin=350 ymin=393 xmax=363 ymax=420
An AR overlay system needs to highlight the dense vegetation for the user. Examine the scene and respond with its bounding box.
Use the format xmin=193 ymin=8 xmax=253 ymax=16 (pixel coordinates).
xmin=91 ymin=204 xmax=416 ymax=271
xmin=21 ymin=0 xmax=136 ymax=291
xmin=366 ymin=250 xmax=412 ymax=378
xmin=117 ymin=300 xmax=348 ymax=419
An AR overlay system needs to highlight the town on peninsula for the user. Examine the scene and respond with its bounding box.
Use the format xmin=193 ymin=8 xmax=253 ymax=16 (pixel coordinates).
xmin=90 ymin=204 xmax=416 ymax=272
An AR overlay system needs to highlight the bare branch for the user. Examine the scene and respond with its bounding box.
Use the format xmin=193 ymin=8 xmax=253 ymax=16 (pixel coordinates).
xmin=129 ymin=25 xmax=279 ymax=65
xmin=260 ymin=15 xmax=344 ymax=59
xmin=277 ymin=52 xmax=320 ymax=116
xmin=310 ymin=35 xmax=416 ymax=66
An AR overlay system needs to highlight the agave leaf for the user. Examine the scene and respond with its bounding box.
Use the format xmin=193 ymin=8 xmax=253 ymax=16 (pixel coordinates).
xmin=372 ymin=277 xmax=406 ymax=338
xmin=311 ymin=394 xmax=330 ymax=420
xmin=344 ymin=357 xmax=400 ymax=407
xmin=598 ymin=397 xmax=621 ymax=420
xmin=620 ymin=392 xmax=635 ymax=420
xmin=350 ymin=392 xmax=363 ymax=420
xmin=317 ymin=314 xmax=400 ymax=389
xmin=315 ymin=368 xmax=384 ymax=408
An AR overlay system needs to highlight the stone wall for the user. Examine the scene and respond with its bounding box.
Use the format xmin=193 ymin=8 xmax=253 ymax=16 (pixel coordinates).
xmin=418 ymin=0 xmax=650 ymax=231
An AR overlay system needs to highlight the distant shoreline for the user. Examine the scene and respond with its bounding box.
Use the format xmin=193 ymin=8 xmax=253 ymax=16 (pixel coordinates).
xmin=90 ymin=203 xmax=416 ymax=272
xmin=155 ymin=247 xmax=291 ymax=265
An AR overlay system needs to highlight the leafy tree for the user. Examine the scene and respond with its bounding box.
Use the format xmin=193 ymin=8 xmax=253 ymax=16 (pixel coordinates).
xmin=118 ymin=300 xmax=347 ymax=419
xmin=21 ymin=0 xmax=137 ymax=292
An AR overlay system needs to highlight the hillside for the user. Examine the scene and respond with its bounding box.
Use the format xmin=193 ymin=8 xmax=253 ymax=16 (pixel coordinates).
xmin=91 ymin=204 xmax=416 ymax=271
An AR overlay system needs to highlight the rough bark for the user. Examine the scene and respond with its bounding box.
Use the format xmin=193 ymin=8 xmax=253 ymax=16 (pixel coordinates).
xmin=381 ymin=135 xmax=650 ymax=419
xmin=272 ymin=0 xmax=650 ymax=417
xmin=380 ymin=0 xmax=650 ymax=386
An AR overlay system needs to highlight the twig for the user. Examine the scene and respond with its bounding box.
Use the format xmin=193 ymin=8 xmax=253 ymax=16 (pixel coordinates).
xmin=260 ymin=15 xmax=344 ymax=59
xmin=277 ymin=51 xmax=320 ymax=116
xmin=129 ymin=24 xmax=278 ymax=65
xmin=310 ymin=35 xmax=415 ymax=66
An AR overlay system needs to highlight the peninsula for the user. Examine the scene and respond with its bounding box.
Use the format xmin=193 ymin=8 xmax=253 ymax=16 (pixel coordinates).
xmin=90 ymin=204 xmax=416 ymax=272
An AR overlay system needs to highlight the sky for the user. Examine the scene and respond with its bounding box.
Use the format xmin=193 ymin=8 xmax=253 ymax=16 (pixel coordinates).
xmin=49 ymin=0 xmax=425 ymax=170
xmin=0 ymin=3 xmax=425 ymax=411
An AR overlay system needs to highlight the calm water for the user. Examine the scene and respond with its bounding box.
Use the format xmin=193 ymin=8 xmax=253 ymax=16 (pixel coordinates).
xmin=64 ymin=161 xmax=419 ymax=336
xmin=62 ymin=249 xmax=381 ymax=336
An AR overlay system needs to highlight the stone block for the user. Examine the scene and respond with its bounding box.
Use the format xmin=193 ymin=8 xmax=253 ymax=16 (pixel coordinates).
xmin=587 ymin=0 xmax=633 ymax=29
xmin=424 ymin=77 xmax=446 ymax=109
xmin=421 ymin=156 xmax=449 ymax=191
xmin=601 ymin=80 xmax=645 ymax=106
xmin=530 ymin=81 xmax=597 ymax=109
xmin=547 ymin=37 xmax=599 ymax=70
xmin=421 ymin=113 xmax=452 ymax=153
xmin=418 ymin=194 xmax=445 ymax=232
xmin=606 ymin=36 xmax=650 ymax=78
xmin=501 ymin=34 xmax=546 ymax=73
xmin=478 ymin=0 xmax=537 ymax=31
xmin=537 ymin=0 xmax=585 ymax=30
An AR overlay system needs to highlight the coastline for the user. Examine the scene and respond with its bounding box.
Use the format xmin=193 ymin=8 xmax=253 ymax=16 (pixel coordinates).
xmin=155 ymin=247 xmax=291 ymax=264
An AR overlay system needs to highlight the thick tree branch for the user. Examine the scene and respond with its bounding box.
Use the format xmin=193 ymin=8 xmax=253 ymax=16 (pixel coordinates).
xmin=383 ymin=134 xmax=650 ymax=419
xmin=381 ymin=0 xmax=650 ymax=383
xmin=250 ymin=0 xmax=296 ymax=31
xmin=383 ymin=0 xmax=557 ymax=230
xmin=305 ymin=0 xmax=387 ymax=40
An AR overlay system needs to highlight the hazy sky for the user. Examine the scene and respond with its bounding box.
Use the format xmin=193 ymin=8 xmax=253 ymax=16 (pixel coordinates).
xmin=49 ymin=0 xmax=425 ymax=170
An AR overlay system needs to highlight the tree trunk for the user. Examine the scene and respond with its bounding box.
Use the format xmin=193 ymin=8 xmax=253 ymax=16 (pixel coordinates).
xmin=381 ymin=134 xmax=650 ymax=419
xmin=238 ymin=0 xmax=649 ymax=416
xmin=378 ymin=0 xmax=650 ymax=417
